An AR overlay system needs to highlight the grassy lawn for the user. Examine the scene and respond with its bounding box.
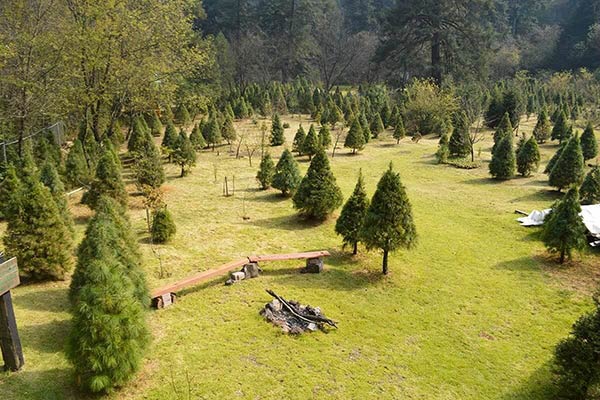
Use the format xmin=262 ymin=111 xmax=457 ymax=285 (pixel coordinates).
xmin=0 ymin=115 xmax=597 ymax=399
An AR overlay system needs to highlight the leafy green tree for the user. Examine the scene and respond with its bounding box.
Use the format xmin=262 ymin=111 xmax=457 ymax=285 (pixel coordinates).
xmin=580 ymin=166 xmax=600 ymax=205
xmin=541 ymin=187 xmax=587 ymax=264
xmin=189 ymin=123 xmax=207 ymax=150
xmin=302 ymin=124 xmax=320 ymax=160
xmin=361 ymin=163 xmax=417 ymax=274
xmin=516 ymin=136 xmax=541 ymax=177
xmin=370 ymin=113 xmax=384 ymax=138
xmin=40 ymin=161 xmax=74 ymax=236
xmin=151 ymin=207 xmax=176 ymax=243
xmin=581 ymin=122 xmax=598 ymax=161
xmin=65 ymin=139 xmax=90 ymax=187
xmin=292 ymin=125 xmax=306 ymax=155
xmin=270 ymin=113 xmax=285 ymax=146
xmin=293 ymin=148 xmax=343 ymax=220
xmin=533 ymin=109 xmax=551 ymax=143
xmin=319 ymin=124 xmax=332 ymax=148
xmin=335 ymin=171 xmax=369 ymax=255
xmin=257 ymin=153 xmax=275 ymax=190
xmin=344 ymin=117 xmax=366 ymax=154
xmin=3 ymin=160 xmax=74 ymax=281
xmin=149 ymin=111 xmax=163 ymax=137
xmin=449 ymin=112 xmax=470 ymax=158
xmin=82 ymin=151 xmax=128 ymax=209
xmin=221 ymin=113 xmax=237 ymax=144
xmin=551 ymin=111 xmax=570 ymax=142
xmin=173 ymin=130 xmax=196 ymax=177
xmin=272 ymin=149 xmax=302 ymax=197
xmin=549 ymin=136 xmax=585 ymax=192
xmin=393 ymin=116 xmax=406 ymax=144
xmin=489 ymin=134 xmax=516 ymax=180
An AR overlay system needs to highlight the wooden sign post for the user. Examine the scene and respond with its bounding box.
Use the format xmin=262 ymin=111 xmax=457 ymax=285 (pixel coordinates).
xmin=0 ymin=257 xmax=24 ymax=371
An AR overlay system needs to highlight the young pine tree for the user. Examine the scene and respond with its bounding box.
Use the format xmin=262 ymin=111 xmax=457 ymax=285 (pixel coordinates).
xmin=541 ymin=187 xmax=587 ymax=264
xmin=344 ymin=117 xmax=366 ymax=154
xmin=189 ymin=123 xmax=207 ymax=151
xmin=257 ymin=153 xmax=276 ymax=190
xmin=134 ymin=131 xmax=165 ymax=190
xmin=370 ymin=113 xmax=384 ymax=138
xmin=82 ymin=151 xmax=128 ymax=209
xmin=580 ymin=166 xmax=600 ymax=205
xmin=516 ymin=136 xmax=541 ymax=177
xmin=149 ymin=111 xmax=163 ymax=137
xmin=580 ymin=122 xmax=598 ymax=161
xmin=151 ymin=207 xmax=176 ymax=243
xmin=393 ymin=116 xmax=406 ymax=144
xmin=65 ymin=139 xmax=90 ymax=187
xmin=359 ymin=112 xmax=371 ymax=143
xmin=221 ymin=114 xmax=237 ymax=144
xmin=551 ymin=111 xmax=570 ymax=142
xmin=302 ymin=124 xmax=320 ymax=160
xmin=270 ymin=114 xmax=285 ymax=146
xmin=361 ymin=163 xmax=417 ymax=274
xmin=449 ymin=112 xmax=471 ymax=158
xmin=549 ymin=136 xmax=585 ymax=192
xmin=173 ymin=130 xmax=196 ymax=177
xmin=40 ymin=161 xmax=74 ymax=236
xmin=319 ymin=124 xmax=332 ymax=148
xmin=335 ymin=171 xmax=369 ymax=255
xmin=533 ymin=109 xmax=551 ymax=143
xmin=272 ymin=149 xmax=302 ymax=197
xmin=492 ymin=112 xmax=513 ymax=155
xmin=175 ymin=104 xmax=192 ymax=126
xmin=293 ymin=148 xmax=343 ymax=220
xmin=292 ymin=125 xmax=307 ymax=155
xmin=205 ymin=116 xmax=222 ymax=151
xmin=436 ymin=134 xmax=450 ymax=164
xmin=489 ymin=134 xmax=516 ymax=180
xmin=161 ymin=120 xmax=179 ymax=159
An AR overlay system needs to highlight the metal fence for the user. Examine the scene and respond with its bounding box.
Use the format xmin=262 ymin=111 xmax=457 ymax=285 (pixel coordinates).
xmin=0 ymin=121 xmax=66 ymax=163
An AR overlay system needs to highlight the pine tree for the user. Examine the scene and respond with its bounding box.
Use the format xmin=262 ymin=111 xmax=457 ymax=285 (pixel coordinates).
xmin=161 ymin=120 xmax=179 ymax=158
xmin=580 ymin=122 xmax=598 ymax=161
xmin=221 ymin=114 xmax=237 ymax=144
xmin=489 ymin=134 xmax=516 ymax=180
xmin=335 ymin=171 xmax=369 ymax=255
xmin=319 ymin=124 xmax=332 ymax=148
xmin=134 ymin=131 xmax=165 ymax=190
xmin=545 ymin=141 xmax=567 ymax=174
xmin=302 ymin=124 xmax=320 ymax=160
xmin=436 ymin=134 xmax=450 ymax=164
xmin=492 ymin=112 xmax=513 ymax=154
xmin=541 ymin=187 xmax=587 ymax=263
xmin=449 ymin=112 xmax=471 ymax=158
xmin=551 ymin=111 xmax=570 ymax=142
xmin=128 ymin=117 xmax=147 ymax=154
xmin=393 ymin=116 xmax=406 ymax=144
xmin=175 ymin=104 xmax=192 ymax=126
xmin=370 ymin=113 xmax=384 ymax=138
xmin=549 ymin=136 xmax=585 ymax=192
xmin=293 ymin=148 xmax=343 ymax=220
xmin=205 ymin=115 xmax=222 ymax=151
xmin=270 ymin=114 xmax=285 ymax=146
xmin=149 ymin=111 xmax=163 ymax=137
xmin=292 ymin=125 xmax=306 ymax=155
xmin=516 ymin=136 xmax=541 ymax=177
xmin=580 ymin=166 xmax=600 ymax=205
xmin=189 ymin=123 xmax=207 ymax=150
xmin=361 ymin=163 xmax=417 ymax=274
xmin=173 ymin=130 xmax=196 ymax=177
xmin=151 ymin=207 xmax=176 ymax=243
xmin=272 ymin=149 xmax=301 ymax=196
xmin=40 ymin=161 xmax=74 ymax=236
xmin=344 ymin=117 xmax=366 ymax=154
xmin=3 ymin=160 xmax=74 ymax=281
xmin=533 ymin=109 xmax=551 ymax=143
xmin=256 ymin=153 xmax=275 ymax=190
xmin=65 ymin=139 xmax=90 ymax=187
xmin=82 ymin=151 xmax=128 ymax=209
xmin=67 ymin=197 xmax=149 ymax=393
xmin=359 ymin=112 xmax=371 ymax=143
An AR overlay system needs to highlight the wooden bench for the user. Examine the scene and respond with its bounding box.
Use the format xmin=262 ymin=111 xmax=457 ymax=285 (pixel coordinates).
xmin=151 ymin=250 xmax=330 ymax=309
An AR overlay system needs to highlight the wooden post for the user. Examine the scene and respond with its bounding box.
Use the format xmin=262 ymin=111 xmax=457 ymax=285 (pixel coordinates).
xmin=0 ymin=291 xmax=24 ymax=371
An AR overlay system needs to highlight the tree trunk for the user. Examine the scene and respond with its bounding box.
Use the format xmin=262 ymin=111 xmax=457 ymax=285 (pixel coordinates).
xmin=382 ymin=249 xmax=389 ymax=275
xmin=431 ymin=32 xmax=442 ymax=86
xmin=352 ymin=242 xmax=358 ymax=255
xmin=560 ymin=248 xmax=565 ymax=264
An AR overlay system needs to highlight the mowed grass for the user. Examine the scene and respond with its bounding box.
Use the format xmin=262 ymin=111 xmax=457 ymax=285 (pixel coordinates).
xmin=0 ymin=115 xmax=598 ymax=399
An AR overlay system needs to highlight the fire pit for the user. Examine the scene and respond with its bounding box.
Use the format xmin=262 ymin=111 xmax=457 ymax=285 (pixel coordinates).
xmin=260 ymin=289 xmax=337 ymax=334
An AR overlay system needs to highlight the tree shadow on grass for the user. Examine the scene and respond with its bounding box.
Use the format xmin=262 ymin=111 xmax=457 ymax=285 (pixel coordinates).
xmin=511 ymin=190 xmax=561 ymax=203
xmin=500 ymin=362 xmax=558 ymax=400
xmin=15 ymin=287 xmax=69 ymax=313
xmin=19 ymin=319 xmax=71 ymax=354
xmin=0 ymin=368 xmax=83 ymax=400
xmin=461 ymin=177 xmax=498 ymax=186
xmin=270 ymin=265 xmax=385 ymax=292
xmin=249 ymin=214 xmax=326 ymax=231
xmin=247 ymin=190 xmax=291 ymax=204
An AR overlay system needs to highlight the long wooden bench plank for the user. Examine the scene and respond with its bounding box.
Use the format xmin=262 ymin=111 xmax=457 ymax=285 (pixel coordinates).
xmin=248 ymin=250 xmax=330 ymax=263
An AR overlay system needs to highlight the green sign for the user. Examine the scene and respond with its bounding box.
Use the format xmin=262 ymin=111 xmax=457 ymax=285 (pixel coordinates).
xmin=0 ymin=258 xmax=19 ymax=296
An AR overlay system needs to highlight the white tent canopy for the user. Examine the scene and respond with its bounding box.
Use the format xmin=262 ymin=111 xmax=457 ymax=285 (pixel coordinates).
xmin=517 ymin=204 xmax=600 ymax=238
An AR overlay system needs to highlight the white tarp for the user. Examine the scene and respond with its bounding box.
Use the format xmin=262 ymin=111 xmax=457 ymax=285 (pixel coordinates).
xmin=517 ymin=204 xmax=600 ymax=238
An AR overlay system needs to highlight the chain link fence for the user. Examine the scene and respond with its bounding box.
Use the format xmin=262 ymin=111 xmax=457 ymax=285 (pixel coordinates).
xmin=0 ymin=121 xmax=66 ymax=163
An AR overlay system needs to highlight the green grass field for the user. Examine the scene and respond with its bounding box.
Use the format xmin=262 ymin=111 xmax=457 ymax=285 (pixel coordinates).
xmin=0 ymin=115 xmax=598 ymax=399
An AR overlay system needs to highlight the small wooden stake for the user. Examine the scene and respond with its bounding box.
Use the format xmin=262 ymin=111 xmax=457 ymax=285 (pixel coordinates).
xmin=0 ymin=291 xmax=24 ymax=371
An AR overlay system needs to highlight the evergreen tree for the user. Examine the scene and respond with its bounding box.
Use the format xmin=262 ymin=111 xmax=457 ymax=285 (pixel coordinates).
xmin=580 ymin=166 xmax=600 ymax=205
xmin=151 ymin=207 xmax=176 ymax=243
xmin=175 ymin=104 xmax=191 ymax=126
xmin=270 ymin=113 xmax=285 ymax=146
xmin=370 ymin=113 xmax=384 ymax=138
xmin=335 ymin=171 xmax=369 ymax=255
xmin=3 ymin=161 xmax=74 ymax=281
xmin=65 ymin=139 xmax=90 ymax=188
xmin=545 ymin=141 xmax=567 ymax=174
xmin=516 ymin=136 xmax=541 ymax=177
xmin=161 ymin=120 xmax=179 ymax=158
xmin=256 ymin=153 xmax=275 ymax=190
xmin=127 ymin=117 xmax=147 ymax=154
xmin=221 ymin=113 xmax=237 ymax=144
xmin=134 ymin=131 xmax=165 ymax=190
xmin=551 ymin=111 xmax=570 ymax=142
xmin=581 ymin=122 xmax=598 ymax=161
xmin=302 ymin=124 xmax=320 ymax=160
xmin=173 ymin=130 xmax=196 ymax=177
xmin=359 ymin=112 xmax=371 ymax=143
xmin=549 ymin=136 xmax=585 ymax=192
xmin=149 ymin=111 xmax=163 ymax=137
xmin=492 ymin=112 xmax=513 ymax=154
xmin=436 ymin=134 xmax=450 ymax=164
xmin=82 ymin=152 xmax=128 ymax=209
xmin=489 ymin=134 xmax=516 ymax=180
xmin=205 ymin=115 xmax=222 ymax=151
xmin=449 ymin=112 xmax=470 ymax=158
xmin=393 ymin=116 xmax=406 ymax=144
xmin=344 ymin=117 xmax=366 ymax=154
xmin=533 ymin=109 xmax=551 ymax=143
xmin=319 ymin=124 xmax=332 ymax=148
xmin=40 ymin=161 xmax=74 ymax=236
xmin=361 ymin=163 xmax=417 ymax=275
xmin=293 ymin=148 xmax=343 ymax=220
xmin=541 ymin=187 xmax=587 ymax=264
xmin=272 ymin=149 xmax=302 ymax=197
xmin=189 ymin=123 xmax=207 ymax=150
xmin=292 ymin=125 xmax=306 ymax=155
